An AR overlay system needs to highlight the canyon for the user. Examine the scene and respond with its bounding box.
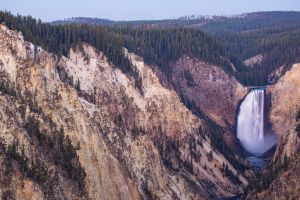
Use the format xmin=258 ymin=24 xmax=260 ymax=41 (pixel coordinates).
xmin=0 ymin=11 xmax=299 ymax=200
xmin=0 ymin=24 xmax=248 ymax=199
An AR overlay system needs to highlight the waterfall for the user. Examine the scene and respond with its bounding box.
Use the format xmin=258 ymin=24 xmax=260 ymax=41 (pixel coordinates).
xmin=237 ymin=89 xmax=276 ymax=155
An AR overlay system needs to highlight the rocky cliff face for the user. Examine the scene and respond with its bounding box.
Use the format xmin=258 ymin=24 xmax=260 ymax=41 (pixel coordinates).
xmin=243 ymin=54 xmax=263 ymax=67
xmin=268 ymin=63 xmax=300 ymax=159
xmin=169 ymin=56 xmax=247 ymax=129
xmin=0 ymin=25 xmax=246 ymax=199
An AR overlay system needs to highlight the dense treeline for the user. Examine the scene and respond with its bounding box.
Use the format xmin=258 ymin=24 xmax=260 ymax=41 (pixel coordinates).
xmin=51 ymin=16 xmax=210 ymax=29
xmin=0 ymin=11 xmax=232 ymax=80
xmin=200 ymin=12 xmax=300 ymax=85
xmin=0 ymin=11 xmax=133 ymax=75
xmin=120 ymin=28 xmax=233 ymax=75
xmin=51 ymin=11 xmax=300 ymax=86
xmin=53 ymin=12 xmax=300 ymax=34
xmin=52 ymin=17 xmax=117 ymax=26
xmin=201 ymin=11 xmax=300 ymax=34
xmin=217 ymin=29 xmax=300 ymax=85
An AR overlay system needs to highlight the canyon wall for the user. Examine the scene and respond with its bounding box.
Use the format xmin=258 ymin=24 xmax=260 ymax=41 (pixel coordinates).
xmin=268 ymin=63 xmax=300 ymax=159
xmin=169 ymin=56 xmax=247 ymax=129
xmin=0 ymin=24 xmax=246 ymax=200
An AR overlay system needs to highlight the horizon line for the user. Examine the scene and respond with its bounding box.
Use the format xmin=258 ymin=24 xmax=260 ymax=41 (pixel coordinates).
xmin=1 ymin=9 xmax=300 ymax=23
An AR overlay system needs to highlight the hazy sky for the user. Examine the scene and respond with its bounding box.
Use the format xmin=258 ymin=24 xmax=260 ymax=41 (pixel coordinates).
xmin=1 ymin=0 xmax=300 ymax=22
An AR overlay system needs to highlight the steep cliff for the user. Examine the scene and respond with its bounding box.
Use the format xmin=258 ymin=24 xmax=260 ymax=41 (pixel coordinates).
xmin=169 ymin=56 xmax=247 ymax=129
xmin=268 ymin=63 xmax=300 ymax=159
xmin=0 ymin=24 xmax=246 ymax=199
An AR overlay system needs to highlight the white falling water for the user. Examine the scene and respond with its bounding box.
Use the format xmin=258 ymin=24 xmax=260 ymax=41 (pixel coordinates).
xmin=237 ymin=89 xmax=276 ymax=155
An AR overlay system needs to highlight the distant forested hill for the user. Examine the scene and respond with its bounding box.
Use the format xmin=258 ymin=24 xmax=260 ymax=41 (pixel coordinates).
xmin=0 ymin=11 xmax=233 ymax=81
xmin=52 ymin=11 xmax=300 ymax=33
xmin=3 ymin=11 xmax=300 ymax=86
xmin=200 ymin=12 xmax=300 ymax=85
xmin=51 ymin=11 xmax=300 ymax=86
xmin=201 ymin=11 xmax=300 ymax=33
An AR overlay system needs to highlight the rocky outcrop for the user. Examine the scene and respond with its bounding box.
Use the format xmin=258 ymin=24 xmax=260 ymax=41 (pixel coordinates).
xmin=170 ymin=56 xmax=247 ymax=128
xmin=243 ymin=54 xmax=263 ymax=67
xmin=267 ymin=65 xmax=286 ymax=84
xmin=0 ymin=24 xmax=246 ymax=199
xmin=268 ymin=63 xmax=300 ymax=160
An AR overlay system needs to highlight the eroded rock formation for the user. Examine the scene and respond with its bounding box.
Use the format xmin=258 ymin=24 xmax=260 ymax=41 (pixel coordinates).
xmin=268 ymin=63 xmax=300 ymax=159
xmin=0 ymin=24 xmax=246 ymax=199
xmin=170 ymin=56 xmax=247 ymax=128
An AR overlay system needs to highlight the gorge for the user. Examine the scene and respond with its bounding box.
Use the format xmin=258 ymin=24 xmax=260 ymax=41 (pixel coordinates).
xmin=0 ymin=10 xmax=300 ymax=200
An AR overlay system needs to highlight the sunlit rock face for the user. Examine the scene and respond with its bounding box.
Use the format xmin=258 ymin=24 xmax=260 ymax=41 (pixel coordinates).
xmin=268 ymin=63 xmax=300 ymax=160
xmin=0 ymin=24 xmax=246 ymax=200
xmin=237 ymin=90 xmax=277 ymax=155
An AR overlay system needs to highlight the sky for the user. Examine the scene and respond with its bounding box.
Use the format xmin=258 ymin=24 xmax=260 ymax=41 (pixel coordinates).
xmin=1 ymin=0 xmax=300 ymax=22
